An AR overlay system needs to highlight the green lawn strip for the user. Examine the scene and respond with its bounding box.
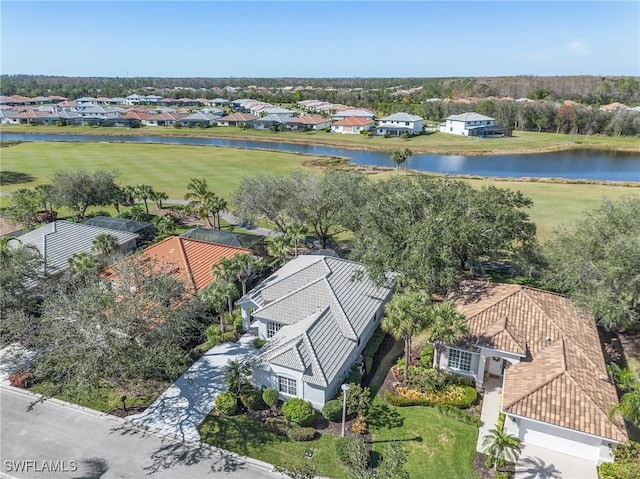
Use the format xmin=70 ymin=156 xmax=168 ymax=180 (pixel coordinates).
xmin=198 ymin=414 xmax=351 ymax=479
xmin=3 ymin=124 xmax=640 ymax=155
xmin=369 ymin=400 xmax=478 ymax=479
xmin=0 ymin=141 xmax=310 ymax=198
xmin=30 ymin=380 xmax=163 ymax=412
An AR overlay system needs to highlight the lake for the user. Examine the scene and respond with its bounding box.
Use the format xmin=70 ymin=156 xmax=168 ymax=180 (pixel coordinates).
xmin=1 ymin=132 xmax=638 ymax=182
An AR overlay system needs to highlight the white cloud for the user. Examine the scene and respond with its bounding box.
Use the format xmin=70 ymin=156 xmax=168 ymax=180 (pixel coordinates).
xmin=566 ymin=39 xmax=591 ymax=56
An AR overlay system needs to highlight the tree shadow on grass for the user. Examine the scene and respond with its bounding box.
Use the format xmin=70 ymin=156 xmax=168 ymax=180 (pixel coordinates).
xmin=0 ymin=171 xmax=36 ymax=186
xmin=199 ymin=414 xmax=285 ymax=457
xmin=367 ymin=402 xmax=404 ymax=430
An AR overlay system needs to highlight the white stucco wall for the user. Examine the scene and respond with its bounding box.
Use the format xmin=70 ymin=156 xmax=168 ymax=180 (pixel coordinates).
xmin=509 ymin=416 xmax=615 ymax=464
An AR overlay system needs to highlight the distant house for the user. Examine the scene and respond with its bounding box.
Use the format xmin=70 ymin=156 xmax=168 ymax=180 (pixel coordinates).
xmin=104 ymin=236 xmax=252 ymax=295
xmin=238 ymin=255 xmax=393 ymax=409
xmin=331 ymin=109 xmax=375 ymax=121
xmin=439 ymin=112 xmax=510 ymax=137
xmin=0 ymin=110 xmax=23 ymax=124
xmin=330 ymin=116 xmax=374 ymax=134
xmin=0 ymin=217 xmax=24 ymax=237
xmin=215 ymin=112 xmax=259 ymax=127
xmin=440 ymin=282 xmax=627 ymax=465
xmin=262 ymin=107 xmax=295 ymax=118
xmin=179 ymin=111 xmax=223 ymax=127
xmin=16 ymin=220 xmax=139 ymax=277
xmin=283 ymin=115 xmax=331 ymax=131
xmin=245 ymin=114 xmax=291 ymax=130
xmin=180 ymin=227 xmax=266 ymax=255
xmin=375 ymin=112 xmax=424 ymax=136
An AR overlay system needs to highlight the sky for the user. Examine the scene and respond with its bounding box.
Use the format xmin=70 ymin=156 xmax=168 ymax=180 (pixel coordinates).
xmin=1 ymin=1 xmax=639 ymax=78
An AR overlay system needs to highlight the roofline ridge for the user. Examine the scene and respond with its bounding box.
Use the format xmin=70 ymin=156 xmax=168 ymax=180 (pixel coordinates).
xmin=176 ymin=237 xmax=198 ymax=292
xmin=301 ymin=321 xmax=328 ymax=386
xmin=323 ymin=277 xmax=358 ymax=340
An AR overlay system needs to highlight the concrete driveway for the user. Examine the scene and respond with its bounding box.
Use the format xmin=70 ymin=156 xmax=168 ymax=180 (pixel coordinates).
xmin=129 ymin=333 xmax=258 ymax=442
xmin=0 ymin=386 xmax=277 ymax=479
xmin=515 ymin=443 xmax=598 ymax=479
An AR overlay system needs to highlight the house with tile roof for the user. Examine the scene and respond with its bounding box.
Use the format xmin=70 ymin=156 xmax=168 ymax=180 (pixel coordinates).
xmin=440 ymin=281 xmax=627 ymax=464
xmin=375 ymin=112 xmax=424 ymax=136
xmin=330 ymin=116 xmax=375 ymax=134
xmin=283 ymin=115 xmax=331 ymax=131
xmin=215 ymin=112 xmax=259 ymax=127
xmin=115 ymin=236 xmax=253 ymax=295
xmin=439 ymin=112 xmax=510 ymax=137
xmin=331 ymin=109 xmax=375 ymax=121
xmin=238 ymin=255 xmax=393 ymax=409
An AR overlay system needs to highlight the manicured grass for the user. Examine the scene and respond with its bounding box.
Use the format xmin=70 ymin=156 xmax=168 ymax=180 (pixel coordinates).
xmin=3 ymin=124 xmax=640 ymax=155
xmin=30 ymin=380 xmax=164 ymax=412
xmin=199 ymin=414 xmax=351 ymax=479
xmin=2 ymin=141 xmax=638 ymax=242
xmin=369 ymin=401 xmax=478 ymax=479
xmin=0 ymin=141 xmax=311 ymax=199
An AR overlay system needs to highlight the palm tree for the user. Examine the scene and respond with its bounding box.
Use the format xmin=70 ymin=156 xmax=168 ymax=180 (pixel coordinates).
xmin=67 ymin=252 xmax=100 ymax=282
xmin=222 ymin=359 xmax=252 ymax=395
xmin=135 ymin=184 xmax=154 ymax=214
xmin=267 ymin=235 xmax=290 ymax=267
xmin=609 ymin=389 xmax=640 ymax=427
xmin=424 ymin=302 xmax=468 ymax=370
xmin=122 ymin=185 xmax=137 ymax=206
xmin=390 ymin=148 xmax=413 ymax=174
xmin=199 ymin=283 xmax=229 ymax=333
xmin=92 ymin=233 xmax=119 ymax=257
xmin=381 ymin=291 xmax=430 ymax=378
xmin=150 ymin=191 xmax=169 ymax=209
xmin=184 ymin=177 xmax=212 ymax=204
xmin=209 ymin=195 xmax=228 ymax=229
xmin=285 ymin=223 xmax=307 ymax=257
xmin=223 ymin=253 xmax=262 ymax=296
xmin=482 ymin=428 xmax=522 ymax=471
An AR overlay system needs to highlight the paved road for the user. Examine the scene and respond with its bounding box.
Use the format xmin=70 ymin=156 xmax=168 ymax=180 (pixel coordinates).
xmin=128 ymin=333 xmax=258 ymax=442
xmin=0 ymin=386 xmax=278 ymax=479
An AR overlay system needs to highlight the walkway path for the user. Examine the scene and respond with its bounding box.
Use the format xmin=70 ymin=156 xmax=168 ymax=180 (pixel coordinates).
xmin=476 ymin=377 xmax=502 ymax=452
xmin=129 ymin=333 xmax=258 ymax=442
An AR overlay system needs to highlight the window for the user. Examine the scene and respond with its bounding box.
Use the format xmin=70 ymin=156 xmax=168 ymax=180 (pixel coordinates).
xmin=267 ymin=321 xmax=282 ymax=338
xmin=278 ymin=376 xmax=296 ymax=396
xmin=448 ymin=348 xmax=472 ymax=372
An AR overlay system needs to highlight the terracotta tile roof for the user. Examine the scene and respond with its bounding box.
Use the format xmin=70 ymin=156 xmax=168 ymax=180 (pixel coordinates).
xmin=0 ymin=217 xmax=23 ymax=237
xmin=331 ymin=116 xmax=374 ymax=127
xmin=136 ymin=237 xmax=252 ymax=293
xmin=217 ymin=112 xmax=259 ymax=122
xmin=289 ymin=115 xmax=329 ymax=125
xmin=453 ymin=281 xmax=627 ymax=442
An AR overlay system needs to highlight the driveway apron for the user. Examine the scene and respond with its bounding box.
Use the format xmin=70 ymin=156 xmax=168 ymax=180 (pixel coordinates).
xmin=129 ymin=333 xmax=257 ymax=442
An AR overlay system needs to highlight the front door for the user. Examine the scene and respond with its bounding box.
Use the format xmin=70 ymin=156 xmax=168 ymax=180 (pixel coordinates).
xmin=487 ymin=356 xmax=505 ymax=377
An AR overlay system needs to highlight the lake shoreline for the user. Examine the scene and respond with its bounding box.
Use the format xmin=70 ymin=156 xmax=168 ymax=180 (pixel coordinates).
xmin=2 ymin=125 xmax=640 ymax=156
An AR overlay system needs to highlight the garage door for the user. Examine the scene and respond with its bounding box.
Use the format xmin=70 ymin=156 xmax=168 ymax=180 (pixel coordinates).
xmin=521 ymin=421 xmax=600 ymax=461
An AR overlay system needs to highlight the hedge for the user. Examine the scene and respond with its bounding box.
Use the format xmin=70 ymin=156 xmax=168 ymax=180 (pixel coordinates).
xmin=322 ymin=399 xmax=343 ymax=422
xmin=214 ymin=391 xmax=238 ymax=416
xmin=436 ymin=405 xmax=482 ymax=426
xmin=240 ymin=389 xmax=268 ymax=411
xmin=286 ymin=425 xmax=316 ymax=442
xmin=282 ymin=398 xmax=315 ymax=426
xmin=384 ymin=386 xmax=477 ymax=409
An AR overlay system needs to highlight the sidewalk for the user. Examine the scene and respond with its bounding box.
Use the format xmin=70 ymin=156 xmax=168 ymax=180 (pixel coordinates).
xmin=476 ymin=377 xmax=502 ymax=452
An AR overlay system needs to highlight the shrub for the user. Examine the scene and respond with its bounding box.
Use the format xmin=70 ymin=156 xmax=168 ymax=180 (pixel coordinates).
xmin=335 ymin=437 xmax=356 ymax=465
xmin=262 ymin=388 xmax=279 ymax=408
xmin=282 ymin=398 xmax=315 ymax=426
xmin=322 ymin=399 xmax=343 ymax=422
xmin=346 ymin=384 xmax=371 ymax=416
xmin=420 ymin=343 xmax=434 ymax=367
xmin=286 ymin=425 xmax=316 ymax=442
xmin=253 ymin=338 xmax=267 ymax=349
xmin=241 ymin=389 xmax=268 ymax=411
xmin=346 ymin=365 xmax=363 ymax=385
xmin=221 ymin=331 xmax=237 ymax=343
xmin=451 ymin=386 xmax=477 ymax=408
xmin=436 ymin=405 xmax=482 ymax=426
xmin=362 ymin=327 xmax=386 ymax=358
xmin=8 ymin=370 xmax=31 ymax=388
xmin=214 ymin=391 xmax=238 ymax=416
xmin=384 ymin=390 xmax=432 ymax=407
xmin=204 ymin=324 xmax=221 ymax=348
xmin=494 ymin=472 xmax=509 ymax=479
xmin=265 ymin=417 xmax=288 ymax=436
xmin=351 ymin=414 xmax=368 ymax=435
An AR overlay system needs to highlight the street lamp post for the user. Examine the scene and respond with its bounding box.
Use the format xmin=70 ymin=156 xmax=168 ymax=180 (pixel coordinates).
xmin=341 ymin=383 xmax=350 ymax=437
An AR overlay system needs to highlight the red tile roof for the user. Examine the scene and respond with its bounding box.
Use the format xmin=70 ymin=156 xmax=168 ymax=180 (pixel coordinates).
xmin=332 ymin=116 xmax=374 ymax=127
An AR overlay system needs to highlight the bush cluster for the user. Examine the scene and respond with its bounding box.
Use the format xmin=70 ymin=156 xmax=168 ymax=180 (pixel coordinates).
xmin=384 ymin=385 xmax=477 ymax=409
xmin=286 ymin=425 xmax=316 ymax=442
xmin=282 ymin=398 xmax=315 ymax=426
xmin=214 ymin=391 xmax=238 ymax=416
xmin=265 ymin=417 xmax=289 ymax=436
xmin=420 ymin=343 xmax=434 ymax=367
xmin=404 ymin=366 xmax=472 ymax=395
xmin=322 ymin=399 xmax=343 ymax=422
xmin=436 ymin=405 xmax=482 ymax=426
xmin=262 ymin=388 xmax=279 ymax=408
xmin=240 ymin=389 xmax=268 ymax=411
xmin=599 ymin=442 xmax=640 ymax=479
xmin=253 ymin=338 xmax=267 ymax=349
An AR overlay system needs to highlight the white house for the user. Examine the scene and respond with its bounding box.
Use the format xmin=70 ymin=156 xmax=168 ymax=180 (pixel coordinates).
xmin=375 ymin=112 xmax=424 ymax=136
xmin=439 ymin=112 xmax=509 ymax=137
xmin=331 ymin=116 xmax=374 ymax=134
xmin=331 ymin=109 xmax=375 ymax=121
xmin=237 ymin=255 xmax=393 ymax=410
xmin=439 ymin=282 xmax=627 ymax=465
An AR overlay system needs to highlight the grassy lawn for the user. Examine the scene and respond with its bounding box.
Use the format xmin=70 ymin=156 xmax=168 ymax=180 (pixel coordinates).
xmin=3 ymin=124 xmax=640 ymax=155
xmin=199 ymin=404 xmax=478 ymax=479
xmin=30 ymin=380 xmax=164 ymax=412
xmin=369 ymin=401 xmax=478 ymax=479
xmin=199 ymin=414 xmax=352 ymax=479
xmin=1 ymin=141 xmax=638 ymax=242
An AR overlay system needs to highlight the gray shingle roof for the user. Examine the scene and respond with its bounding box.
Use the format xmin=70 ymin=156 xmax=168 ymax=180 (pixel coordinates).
xmin=379 ymin=112 xmax=423 ymax=122
xmin=17 ymin=220 xmax=138 ymax=275
xmin=248 ymin=255 xmax=393 ymax=387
